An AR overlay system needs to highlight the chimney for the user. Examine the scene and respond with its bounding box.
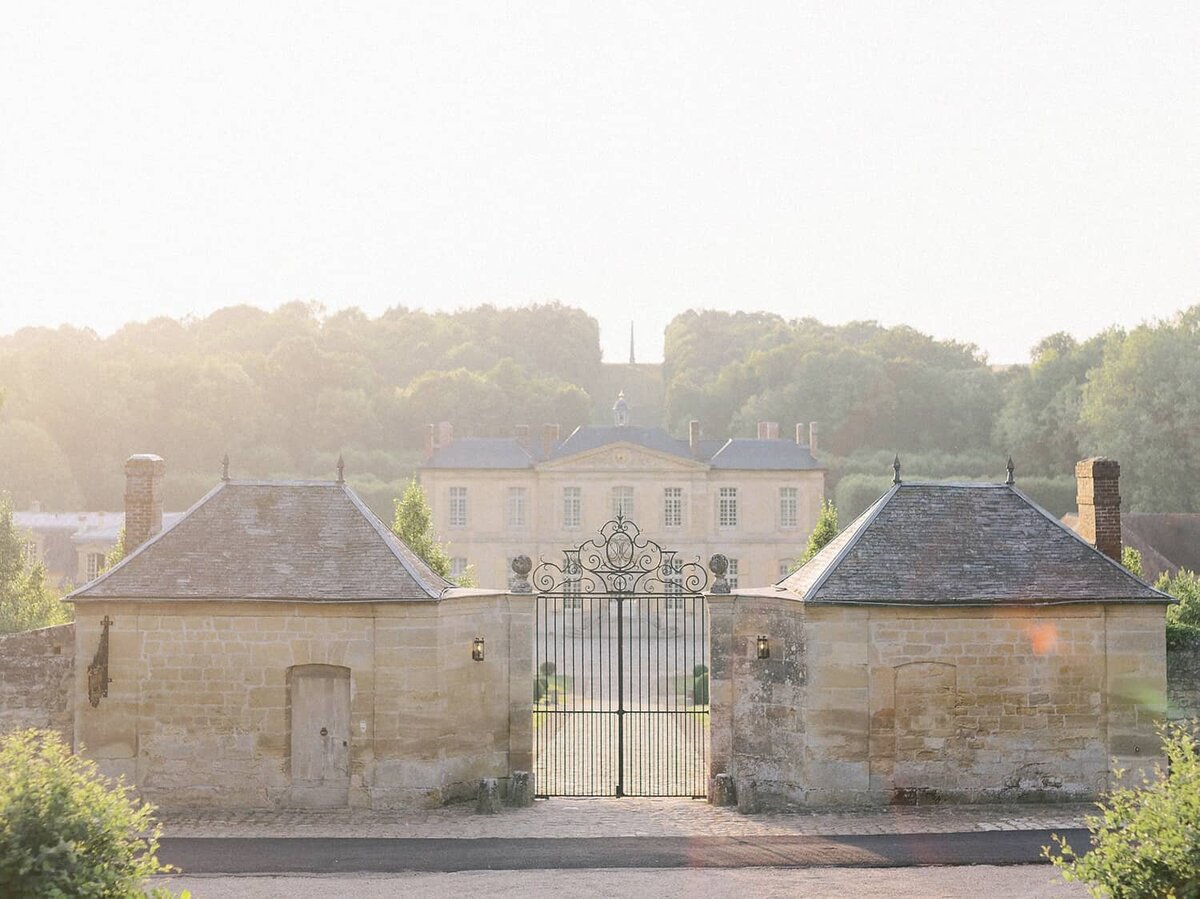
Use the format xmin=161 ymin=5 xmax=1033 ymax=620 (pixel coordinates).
xmin=437 ymin=421 xmax=454 ymax=447
xmin=424 ymin=424 xmax=436 ymax=460
xmin=756 ymin=421 xmax=780 ymax=440
xmin=1076 ymin=457 xmax=1121 ymax=561
xmin=542 ymin=423 xmax=560 ymax=458
xmin=124 ymin=454 xmax=166 ymax=553
xmin=689 ymin=420 xmax=701 ymax=455
xmin=809 ymin=422 xmax=819 ymax=455
xmin=795 ymin=423 xmax=807 ymax=446
xmin=514 ymin=424 xmax=531 ymax=449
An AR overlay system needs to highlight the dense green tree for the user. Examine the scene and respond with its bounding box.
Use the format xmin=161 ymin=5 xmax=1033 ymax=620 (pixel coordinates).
xmin=800 ymin=500 xmax=839 ymax=566
xmin=1080 ymin=307 xmax=1200 ymax=511
xmin=0 ymin=495 xmax=69 ymax=634
xmin=390 ymin=480 xmax=452 ymax=579
xmin=994 ymin=331 xmax=1109 ymax=477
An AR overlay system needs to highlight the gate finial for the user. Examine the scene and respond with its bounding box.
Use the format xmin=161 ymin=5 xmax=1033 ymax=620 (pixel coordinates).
xmin=510 ymin=555 xmax=532 ymax=593
xmin=709 ymin=554 xmax=730 ymax=594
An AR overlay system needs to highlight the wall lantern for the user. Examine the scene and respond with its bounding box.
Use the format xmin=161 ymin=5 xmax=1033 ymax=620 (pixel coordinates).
xmin=472 ymin=636 xmax=486 ymax=662
xmin=756 ymin=635 xmax=770 ymax=660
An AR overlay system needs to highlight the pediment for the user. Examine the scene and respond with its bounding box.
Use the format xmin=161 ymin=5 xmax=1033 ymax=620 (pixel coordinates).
xmin=538 ymin=442 xmax=708 ymax=473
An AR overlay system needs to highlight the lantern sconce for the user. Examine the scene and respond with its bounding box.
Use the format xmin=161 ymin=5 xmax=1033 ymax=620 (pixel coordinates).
xmin=756 ymin=635 xmax=770 ymax=660
xmin=472 ymin=636 xmax=485 ymax=662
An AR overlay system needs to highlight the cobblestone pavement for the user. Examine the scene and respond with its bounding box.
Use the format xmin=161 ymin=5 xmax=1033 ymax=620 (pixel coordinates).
xmin=159 ymin=866 xmax=1088 ymax=898
xmin=160 ymin=798 xmax=1095 ymax=839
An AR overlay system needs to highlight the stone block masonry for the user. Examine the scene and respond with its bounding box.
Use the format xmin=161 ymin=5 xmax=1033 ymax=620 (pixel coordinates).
xmin=709 ymin=592 xmax=1168 ymax=809
xmin=0 ymin=623 xmax=74 ymax=744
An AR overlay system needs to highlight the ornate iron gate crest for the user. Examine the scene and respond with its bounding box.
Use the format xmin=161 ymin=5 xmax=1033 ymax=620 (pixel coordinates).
xmin=532 ymin=515 xmax=710 ymax=798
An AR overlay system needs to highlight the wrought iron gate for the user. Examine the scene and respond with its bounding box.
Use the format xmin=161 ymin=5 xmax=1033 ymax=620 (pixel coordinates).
xmin=532 ymin=516 xmax=709 ymax=798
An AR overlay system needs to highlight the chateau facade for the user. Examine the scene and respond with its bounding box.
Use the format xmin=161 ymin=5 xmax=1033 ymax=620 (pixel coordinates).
xmin=420 ymin=395 xmax=826 ymax=588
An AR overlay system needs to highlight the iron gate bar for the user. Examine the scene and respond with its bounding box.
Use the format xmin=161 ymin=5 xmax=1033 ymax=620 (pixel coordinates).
xmin=532 ymin=516 xmax=710 ymax=799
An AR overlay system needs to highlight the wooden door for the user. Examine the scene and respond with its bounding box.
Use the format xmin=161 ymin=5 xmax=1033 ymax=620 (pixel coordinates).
xmin=289 ymin=665 xmax=351 ymax=808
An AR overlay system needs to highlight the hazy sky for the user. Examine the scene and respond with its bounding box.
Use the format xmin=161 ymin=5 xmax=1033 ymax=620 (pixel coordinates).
xmin=2 ymin=3 xmax=1197 ymax=364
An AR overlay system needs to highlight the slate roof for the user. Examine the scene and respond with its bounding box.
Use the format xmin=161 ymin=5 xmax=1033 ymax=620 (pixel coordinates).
xmin=709 ymin=439 xmax=822 ymax=470
xmin=780 ymin=482 xmax=1170 ymax=606
xmin=423 ymin=437 xmax=540 ymax=469
xmin=424 ymin=426 xmax=825 ymax=471
xmin=68 ymin=481 xmax=451 ymax=602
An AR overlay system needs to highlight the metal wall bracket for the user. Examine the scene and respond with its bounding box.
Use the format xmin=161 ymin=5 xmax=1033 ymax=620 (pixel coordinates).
xmin=87 ymin=615 xmax=113 ymax=708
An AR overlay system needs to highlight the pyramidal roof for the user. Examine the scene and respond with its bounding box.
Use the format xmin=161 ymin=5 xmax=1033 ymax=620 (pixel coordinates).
xmin=780 ymin=482 xmax=1171 ymax=606
xmin=69 ymin=481 xmax=451 ymax=602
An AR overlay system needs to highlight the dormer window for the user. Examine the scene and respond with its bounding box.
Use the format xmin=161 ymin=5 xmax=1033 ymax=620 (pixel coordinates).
xmin=612 ymin=390 xmax=630 ymax=427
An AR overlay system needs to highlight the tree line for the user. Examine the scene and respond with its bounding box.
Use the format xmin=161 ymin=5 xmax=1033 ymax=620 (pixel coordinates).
xmin=2 ymin=301 xmax=1200 ymax=523
xmin=664 ymin=307 xmax=1200 ymax=519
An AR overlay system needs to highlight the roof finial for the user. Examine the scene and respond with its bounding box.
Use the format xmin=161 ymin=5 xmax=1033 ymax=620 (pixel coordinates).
xmin=1006 ymin=456 xmax=1015 ymax=486
xmin=336 ymin=454 xmax=345 ymax=484
xmin=629 ymin=321 xmax=636 ymax=364
xmin=221 ymin=453 xmax=230 ymax=482
xmin=892 ymin=455 xmax=902 ymax=485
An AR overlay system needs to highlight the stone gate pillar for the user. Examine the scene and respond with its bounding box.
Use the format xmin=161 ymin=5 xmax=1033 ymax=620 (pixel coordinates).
xmin=706 ymin=591 xmax=735 ymax=800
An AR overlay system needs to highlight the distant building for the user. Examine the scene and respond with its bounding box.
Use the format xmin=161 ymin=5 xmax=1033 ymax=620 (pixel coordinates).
xmin=14 ymin=504 xmax=184 ymax=588
xmin=419 ymin=393 xmax=827 ymax=588
xmin=1063 ymin=509 xmax=1200 ymax=584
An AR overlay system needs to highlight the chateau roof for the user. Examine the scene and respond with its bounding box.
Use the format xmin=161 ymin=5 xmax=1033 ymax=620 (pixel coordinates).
xmin=780 ymin=482 xmax=1170 ymax=606
xmin=68 ymin=481 xmax=451 ymax=602
xmin=424 ymin=426 xmax=824 ymax=471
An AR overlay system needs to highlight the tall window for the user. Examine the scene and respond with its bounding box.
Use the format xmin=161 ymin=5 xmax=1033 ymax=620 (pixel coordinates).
xmin=778 ymin=559 xmax=795 ymax=579
xmin=23 ymin=537 xmax=38 ymax=566
xmin=507 ymin=487 xmax=527 ymax=527
xmin=449 ymin=487 xmax=468 ymax=528
xmin=87 ymin=552 xmax=106 ymax=581
xmin=779 ymin=487 xmax=798 ymax=528
xmin=727 ymin=558 xmax=740 ymax=590
xmin=450 ymin=557 xmax=469 ymax=581
xmin=563 ymin=487 xmax=582 ymax=529
xmin=718 ymin=487 xmax=739 ymax=528
xmin=612 ymin=486 xmax=634 ymax=519
xmin=663 ymin=487 xmax=683 ymax=528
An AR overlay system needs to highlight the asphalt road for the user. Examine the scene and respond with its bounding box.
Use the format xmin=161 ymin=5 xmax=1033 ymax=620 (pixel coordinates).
xmin=159 ymin=829 xmax=1090 ymax=874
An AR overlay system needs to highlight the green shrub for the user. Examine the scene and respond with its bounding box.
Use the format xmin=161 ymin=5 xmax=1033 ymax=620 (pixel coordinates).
xmin=693 ymin=671 xmax=709 ymax=705
xmin=0 ymin=728 xmax=181 ymax=897
xmin=1046 ymin=723 xmax=1200 ymax=897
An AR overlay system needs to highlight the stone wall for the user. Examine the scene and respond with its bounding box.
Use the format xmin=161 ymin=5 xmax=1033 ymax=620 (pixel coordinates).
xmin=1168 ymin=637 xmax=1200 ymax=721
xmin=0 ymin=623 xmax=75 ymax=744
xmin=709 ymin=593 xmax=1167 ymax=809
xmin=72 ymin=592 xmax=531 ymax=811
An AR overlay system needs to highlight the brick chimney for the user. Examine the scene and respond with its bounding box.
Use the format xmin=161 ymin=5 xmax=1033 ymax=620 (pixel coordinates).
xmin=689 ymin=420 xmax=701 ymax=455
xmin=424 ymin=424 xmax=436 ymax=460
xmin=809 ymin=422 xmax=819 ymax=455
xmin=436 ymin=421 xmax=454 ymax=447
xmin=756 ymin=421 xmax=780 ymax=440
xmin=124 ymin=454 xmax=166 ymax=553
xmin=542 ymin=423 xmax=560 ymax=458
xmin=514 ymin=424 xmax=530 ymax=450
xmin=795 ymin=423 xmax=807 ymax=446
xmin=1075 ymin=457 xmax=1121 ymax=561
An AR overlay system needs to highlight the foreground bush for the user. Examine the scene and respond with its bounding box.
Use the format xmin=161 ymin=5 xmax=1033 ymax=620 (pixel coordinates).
xmin=1046 ymin=723 xmax=1200 ymax=898
xmin=0 ymin=729 xmax=181 ymax=897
